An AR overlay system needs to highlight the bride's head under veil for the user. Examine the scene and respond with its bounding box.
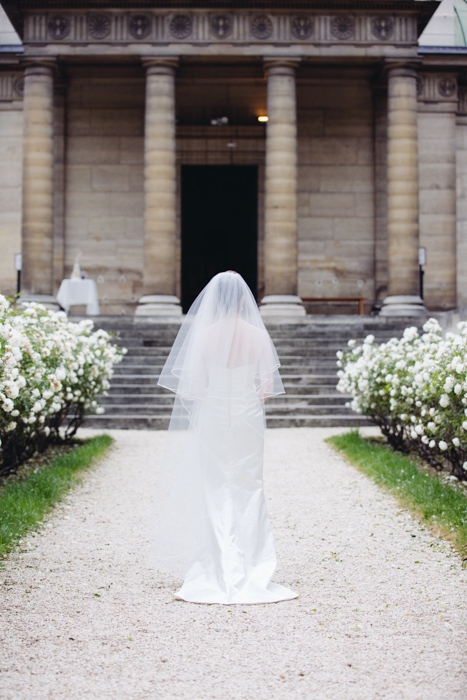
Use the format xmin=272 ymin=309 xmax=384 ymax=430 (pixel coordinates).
xmin=157 ymin=270 xmax=284 ymax=402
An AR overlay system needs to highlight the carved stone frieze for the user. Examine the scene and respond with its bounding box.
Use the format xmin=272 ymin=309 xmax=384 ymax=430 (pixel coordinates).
xmin=23 ymin=10 xmax=419 ymax=51
xmin=13 ymin=75 xmax=24 ymax=98
xmin=48 ymin=15 xmax=70 ymax=40
xmin=209 ymin=14 xmax=233 ymax=39
xmin=87 ymin=14 xmax=111 ymax=40
xmin=250 ymin=15 xmax=273 ymax=40
xmin=0 ymin=73 xmax=24 ymax=101
xmin=169 ymin=14 xmax=192 ymax=39
xmin=458 ymin=87 xmax=467 ymax=116
xmin=291 ymin=16 xmax=313 ymax=40
xmin=330 ymin=16 xmax=354 ymax=40
xmin=129 ymin=15 xmax=151 ymax=41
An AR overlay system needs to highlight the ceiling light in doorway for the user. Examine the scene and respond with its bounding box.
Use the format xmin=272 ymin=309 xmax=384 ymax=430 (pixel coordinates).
xmin=211 ymin=116 xmax=229 ymax=126
xmin=257 ymin=115 xmax=268 ymax=123
xmin=227 ymin=142 xmax=236 ymax=148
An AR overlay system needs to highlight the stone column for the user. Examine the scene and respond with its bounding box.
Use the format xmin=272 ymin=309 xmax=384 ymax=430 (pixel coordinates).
xmin=21 ymin=60 xmax=57 ymax=306
xmin=136 ymin=57 xmax=181 ymax=318
xmin=381 ymin=65 xmax=426 ymax=316
xmin=260 ymin=58 xmax=305 ymax=319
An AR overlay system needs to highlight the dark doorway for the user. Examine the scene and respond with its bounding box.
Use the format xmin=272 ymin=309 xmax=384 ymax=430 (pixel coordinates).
xmin=181 ymin=165 xmax=258 ymax=312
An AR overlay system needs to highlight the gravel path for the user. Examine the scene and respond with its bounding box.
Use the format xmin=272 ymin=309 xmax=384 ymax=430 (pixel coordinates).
xmin=1 ymin=427 xmax=466 ymax=700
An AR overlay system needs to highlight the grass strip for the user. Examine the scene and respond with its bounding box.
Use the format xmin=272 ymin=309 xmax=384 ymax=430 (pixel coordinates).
xmin=328 ymin=431 xmax=467 ymax=558
xmin=0 ymin=434 xmax=113 ymax=559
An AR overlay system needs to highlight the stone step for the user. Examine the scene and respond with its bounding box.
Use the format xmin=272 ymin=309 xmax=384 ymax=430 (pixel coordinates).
xmin=104 ymin=382 xmax=341 ymax=396
xmin=111 ymin=362 xmax=340 ymax=375
xmin=101 ymin=392 xmax=349 ymax=406
xmin=109 ymin=373 xmax=339 ymax=386
xmin=95 ymin=402 xmax=350 ymax=417
xmin=82 ymin=413 xmax=369 ymax=430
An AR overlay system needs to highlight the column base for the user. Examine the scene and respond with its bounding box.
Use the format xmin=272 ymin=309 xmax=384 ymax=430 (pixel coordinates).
xmin=260 ymin=295 xmax=306 ymax=320
xmin=379 ymin=295 xmax=427 ymax=317
xmin=20 ymin=294 xmax=61 ymax=312
xmin=134 ymin=294 xmax=182 ymax=321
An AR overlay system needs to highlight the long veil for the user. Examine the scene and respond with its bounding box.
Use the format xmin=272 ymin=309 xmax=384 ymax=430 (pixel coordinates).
xmin=149 ymin=271 xmax=284 ymax=577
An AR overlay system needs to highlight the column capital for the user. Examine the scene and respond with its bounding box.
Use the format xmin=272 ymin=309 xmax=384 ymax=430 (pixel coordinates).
xmin=263 ymin=58 xmax=301 ymax=77
xmin=142 ymin=57 xmax=179 ymax=76
xmin=383 ymin=59 xmax=421 ymax=80
xmin=21 ymin=57 xmax=57 ymax=78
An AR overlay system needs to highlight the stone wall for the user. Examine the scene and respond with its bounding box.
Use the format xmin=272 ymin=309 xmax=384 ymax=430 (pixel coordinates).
xmin=296 ymin=68 xmax=376 ymax=313
xmin=65 ymin=66 xmax=145 ymax=315
xmin=456 ymin=102 xmax=467 ymax=310
xmin=418 ymin=74 xmax=457 ymax=311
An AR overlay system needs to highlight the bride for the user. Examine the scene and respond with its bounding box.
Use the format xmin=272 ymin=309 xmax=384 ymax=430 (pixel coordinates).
xmin=149 ymin=271 xmax=297 ymax=605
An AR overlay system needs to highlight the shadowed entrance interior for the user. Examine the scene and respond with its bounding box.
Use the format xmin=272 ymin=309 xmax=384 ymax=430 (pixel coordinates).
xmin=181 ymin=165 xmax=258 ymax=312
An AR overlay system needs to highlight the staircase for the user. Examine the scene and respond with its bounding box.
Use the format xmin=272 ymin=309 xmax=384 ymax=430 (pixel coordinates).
xmin=83 ymin=316 xmax=422 ymax=430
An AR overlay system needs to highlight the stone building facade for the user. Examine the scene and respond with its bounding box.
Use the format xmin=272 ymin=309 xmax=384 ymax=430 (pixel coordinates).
xmin=0 ymin=0 xmax=464 ymax=316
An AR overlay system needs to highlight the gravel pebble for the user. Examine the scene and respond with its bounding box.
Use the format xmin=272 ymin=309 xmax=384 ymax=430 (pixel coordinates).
xmin=0 ymin=427 xmax=466 ymax=700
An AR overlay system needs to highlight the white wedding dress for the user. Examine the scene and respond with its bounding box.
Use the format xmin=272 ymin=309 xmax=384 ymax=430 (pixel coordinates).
xmin=149 ymin=271 xmax=297 ymax=605
xmin=174 ymin=364 xmax=297 ymax=604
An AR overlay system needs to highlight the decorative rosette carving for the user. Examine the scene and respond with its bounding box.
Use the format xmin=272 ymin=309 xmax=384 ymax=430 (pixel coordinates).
xmin=371 ymin=16 xmax=394 ymax=40
xmin=87 ymin=14 xmax=111 ymax=40
xmin=291 ymin=16 xmax=313 ymax=40
xmin=438 ymin=77 xmax=456 ymax=98
xmin=416 ymin=77 xmax=423 ymax=97
xmin=250 ymin=15 xmax=273 ymax=40
xmin=169 ymin=14 xmax=192 ymax=39
xmin=13 ymin=75 xmax=24 ymax=98
xmin=210 ymin=14 xmax=233 ymax=39
xmin=48 ymin=15 xmax=71 ymax=40
xmin=330 ymin=15 xmax=354 ymax=40
xmin=129 ymin=15 xmax=151 ymax=40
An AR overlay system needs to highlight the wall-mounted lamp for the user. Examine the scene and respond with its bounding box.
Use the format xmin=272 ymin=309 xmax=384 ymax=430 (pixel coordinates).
xmin=257 ymin=115 xmax=268 ymax=123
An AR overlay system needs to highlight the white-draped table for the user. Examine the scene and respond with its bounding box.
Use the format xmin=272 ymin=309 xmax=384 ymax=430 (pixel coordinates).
xmin=56 ymin=279 xmax=100 ymax=315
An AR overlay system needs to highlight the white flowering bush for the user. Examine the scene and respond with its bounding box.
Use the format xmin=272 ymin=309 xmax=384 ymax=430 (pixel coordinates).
xmin=337 ymin=319 xmax=467 ymax=480
xmin=0 ymin=296 xmax=125 ymax=473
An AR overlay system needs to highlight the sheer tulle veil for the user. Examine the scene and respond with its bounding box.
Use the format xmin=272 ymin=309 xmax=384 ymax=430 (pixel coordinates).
xmin=148 ymin=271 xmax=284 ymax=576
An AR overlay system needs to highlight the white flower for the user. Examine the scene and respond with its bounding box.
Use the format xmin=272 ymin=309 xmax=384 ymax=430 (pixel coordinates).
xmin=463 ymin=462 xmax=467 ymax=471
xmin=439 ymin=441 xmax=448 ymax=451
xmin=452 ymin=437 xmax=460 ymax=447
xmin=439 ymin=394 xmax=449 ymax=408
xmin=444 ymin=376 xmax=455 ymax=393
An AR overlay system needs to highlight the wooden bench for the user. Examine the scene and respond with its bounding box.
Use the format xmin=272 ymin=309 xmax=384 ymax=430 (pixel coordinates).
xmin=302 ymin=297 xmax=366 ymax=315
